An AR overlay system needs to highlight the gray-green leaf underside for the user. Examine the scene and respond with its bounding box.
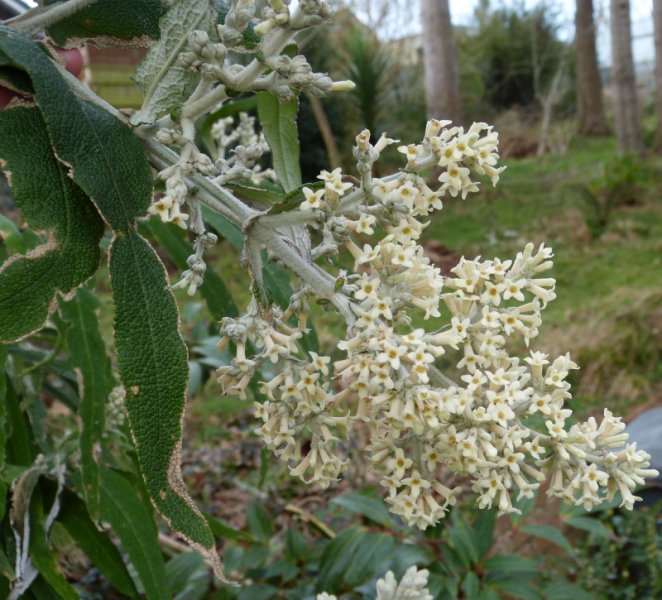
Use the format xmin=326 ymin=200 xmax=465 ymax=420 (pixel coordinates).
xmin=130 ymin=0 xmax=215 ymax=125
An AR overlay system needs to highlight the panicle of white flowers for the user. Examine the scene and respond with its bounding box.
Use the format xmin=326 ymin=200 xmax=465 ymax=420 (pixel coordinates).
xmin=216 ymin=117 xmax=657 ymax=530
xmin=210 ymin=112 xmax=276 ymax=185
xmin=171 ymin=231 xmax=218 ymax=296
xmin=317 ymin=566 xmax=432 ymax=600
xmin=147 ymin=0 xmax=350 ymax=304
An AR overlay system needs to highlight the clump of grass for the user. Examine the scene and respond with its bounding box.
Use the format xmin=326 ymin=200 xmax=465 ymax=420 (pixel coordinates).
xmin=542 ymin=288 xmax=662 ymax=416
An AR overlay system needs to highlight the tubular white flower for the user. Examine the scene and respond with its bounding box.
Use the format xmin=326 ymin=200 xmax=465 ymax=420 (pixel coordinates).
xmin=214 ymin=119 xmax=657 ymax=529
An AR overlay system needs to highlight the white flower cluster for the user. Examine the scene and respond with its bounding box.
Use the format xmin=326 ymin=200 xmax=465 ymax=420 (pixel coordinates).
xmin=146 ymin=0 xmax=344 ymax=229
xmin=217 ymin=119 xmax=657 ymax=529
xmin=317 ymin=566 xmax=432 ymax=600
xmin=210 ymin=112 xmax=276 ymax=185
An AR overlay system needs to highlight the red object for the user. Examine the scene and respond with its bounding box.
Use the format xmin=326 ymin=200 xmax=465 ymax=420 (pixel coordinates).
xmin=59 ymin=48 xmax=83 ymax=78
xmin=0 ymin=47 xmax=83 ymax=109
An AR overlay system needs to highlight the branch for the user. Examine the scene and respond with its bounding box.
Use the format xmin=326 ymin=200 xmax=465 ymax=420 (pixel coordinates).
xmin=55 ymin=49 xmax=344 ymax=306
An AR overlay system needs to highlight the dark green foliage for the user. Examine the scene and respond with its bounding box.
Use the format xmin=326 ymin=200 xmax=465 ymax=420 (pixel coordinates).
xmin=566 ymin=153 xmax=652 ymax=239
xmin=58 ymin=289 xmax=112 ymax=520
xmin=0 ymin=107 xmax=103 ymax=343
xmin=45 ymin=0 xmax=164 ymax=47
xmin=109 ymin=231 xmax=217 ymax=558
xmin=575 ymin=503 xmax=662 ymax=599
xmin=457 ymin=2 xmax=570 ymax=116
xmin=342 ymin=28 xmax=389 ymax=139
xmin=257 ymin=92 xmax=302 ymax=193
xmin=0 ymin=23 xmax=233 ymax=593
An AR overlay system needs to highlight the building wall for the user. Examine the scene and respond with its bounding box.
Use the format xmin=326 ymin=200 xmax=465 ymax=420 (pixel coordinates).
xmin=86 ymin=47 xmax=146 ymax=110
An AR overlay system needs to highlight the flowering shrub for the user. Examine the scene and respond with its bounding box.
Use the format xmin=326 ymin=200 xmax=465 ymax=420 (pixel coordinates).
xmin=216 ymin=116 xmax=655 ymax=531
xmin=0 ymin=0 xmax=656 ymax=595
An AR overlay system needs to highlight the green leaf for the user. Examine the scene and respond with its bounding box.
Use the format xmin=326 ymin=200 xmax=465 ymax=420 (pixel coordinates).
xmin=0 ymin=107 xmax=103 ymax=343
xmin=520 ymin=524 xmax=575 ymax=558
xmin=0 ymin=347 xmax=6 ymax=470
xmin=0 ymin=63 xmax=33 ymax=95
xmin=563 ymin=515 xmax=611 ymax=539
xmin=109 ymin=230 xmax=228 ymax=581
xmin=99 ymin=468 xmax=169 ymax=600
xmin=543 ymin=581 xmax=594 ymax=600
xmin=0 ymin=544 xmax=14 ymax=582
xmin=201 ymin=205 xmax=243 ymax=251
xmin=237 ymin=584 xmax=278 ymax=600
xmin=166 ymin=552 xmax=209 ymax=600
xmin=477 ymin=589 xmax=501 ymax=600
xmin=391 ymin=543 xmax=434 ymax=578
xmin=483 ymin=555 xmax=540 ymax=579
xmin=58 ymin=288 xmax=111 ymax=520
xmin=474 ymin=509 xmax=495 ymax=557
xmin=284 ymin=528 xmax=307 ymax=563
xmin=145 ymin=218 xmax=238 ymax=319
xmin=5 ymin=379 xmax=36 ymax=466
xmin=0 ymin=214 xmax=27 ymax=254
xmin=343 ymin=532 xmax=395 ymax=588
xmin=247 ymin=502 xmax=273 ymax=544
xmin=449 ymin=510 xmax=480 ymax=567
xmin=0 ymin=27 xmax=153 ymax=233
xmin=29 ymin=491 xmax=80 ymax=600
xmin=58 ymin=489 xmax=139 ymax=599
xmin=26 ymin=576 xmax=64 ymax=599
xmin=330 ymin=492 xmax=391 ymax=527
xmin=490 ymin=579 xmax=542 ymax=600
xmin=462 ymin=572 xmax=480 ymax=600
xmin=130 ymin=0 xmax=215 ymax=125
xmin=226 ymin=183 xmax=284 ymax=208
xmin=45 ymin=0 xmax=164 ymax=48
xmin=204 ymin=512 xmax=256 ymax=543
xmin=316 ymin=527 xmax=364 ymax=593
xmin=256 ymin=92 xmax=302 ymax=193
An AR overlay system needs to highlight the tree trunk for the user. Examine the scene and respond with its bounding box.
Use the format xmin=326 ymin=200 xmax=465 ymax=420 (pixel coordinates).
xmin=575 ymin=0 xmax=609 ymax=135
xmin=653 ymin=0 xmax=662 ymax=148
xmin=538 ymin=50 xmax=570 ymax=156
xmin=610 ymin=0 xmax=644 ymax=154
xmin=420 ymin=0 xmax=462 ymax=124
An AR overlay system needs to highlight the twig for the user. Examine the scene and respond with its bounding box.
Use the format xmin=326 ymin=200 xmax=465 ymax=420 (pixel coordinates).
xmin=285 ymin=503 xmax=336 ymax=538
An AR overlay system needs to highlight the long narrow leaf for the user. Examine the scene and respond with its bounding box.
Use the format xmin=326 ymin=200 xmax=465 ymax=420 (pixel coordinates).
xmin=58 ymin=288 xmax=111 ymax=520
xmin=99 ymin=468 xmax=169 ymax=600
xmin=0 ymin=107 xmax=103 ymax=343
xmin=0 ymin=26 xmax=153 ymax=233
xmin=109 ymin=231 xmax=229 ymax=582
xmin=28 ymin=492 xmax=79 ymax=600
xmin=59 ymin=489 xmax=139 ymax=598
xmin=256 ymin=92 xmax=302 ymax=193
xmin=0 ymin=346 xmax=6 ymax=471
